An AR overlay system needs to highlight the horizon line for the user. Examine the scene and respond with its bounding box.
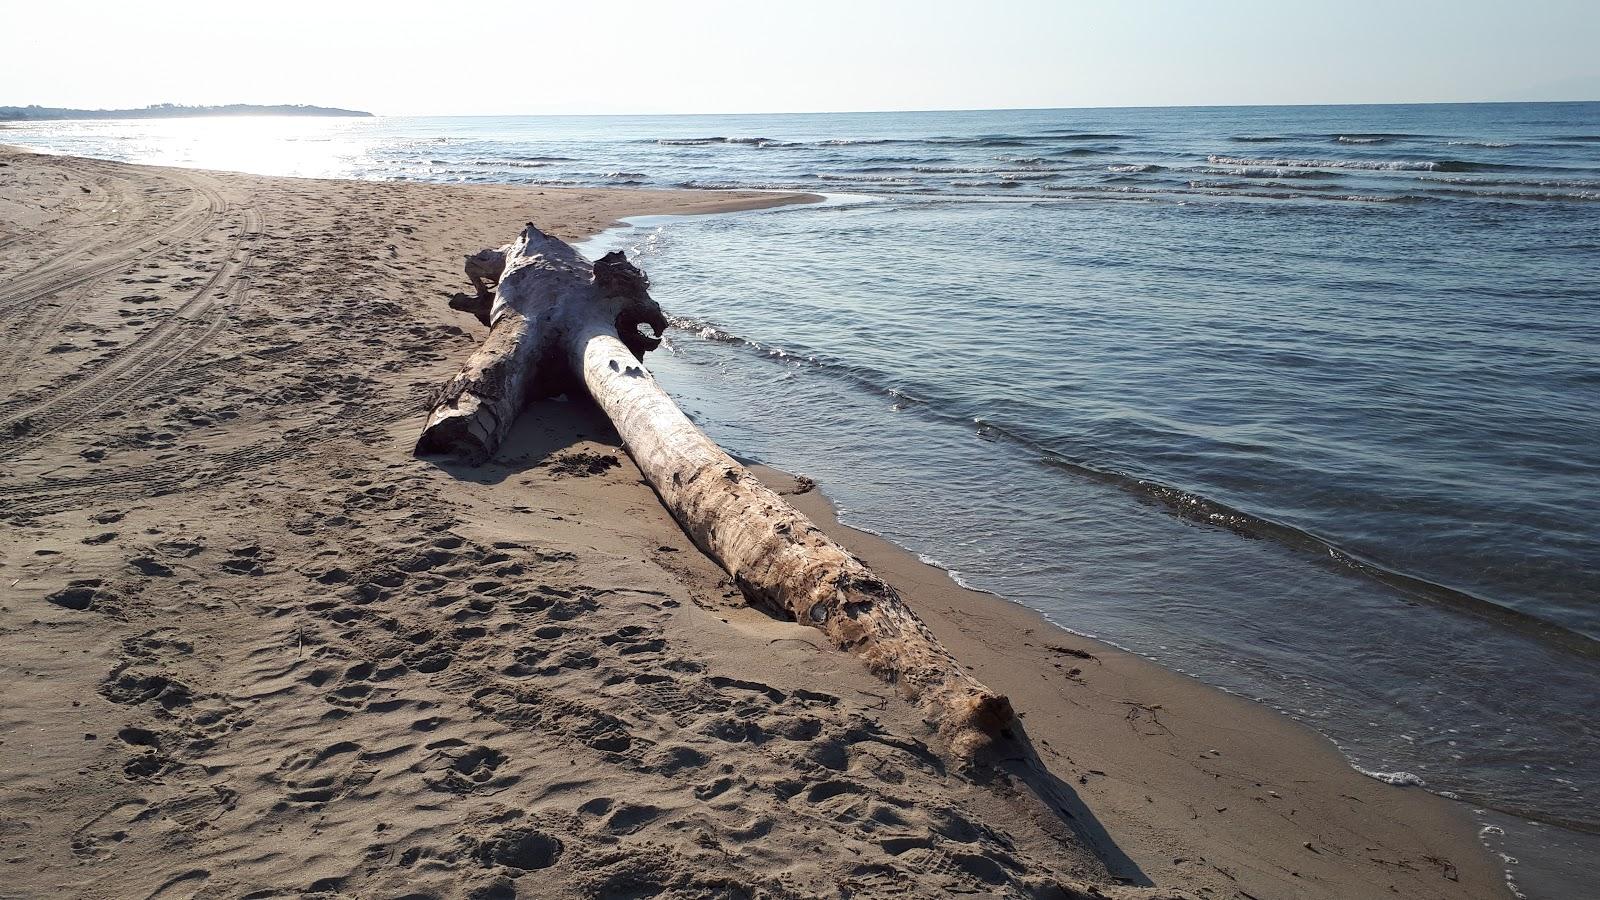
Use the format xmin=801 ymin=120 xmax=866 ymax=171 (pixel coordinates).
xmin=389 ymin=97 xmax=1600 ymax=117
xmin=8 ymin=98 xmax=1598 ymax=120
xmin=390 ymin=98 xmax=1600 ymax=117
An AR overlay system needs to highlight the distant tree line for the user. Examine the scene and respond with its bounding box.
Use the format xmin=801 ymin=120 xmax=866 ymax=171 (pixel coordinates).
xmin=0 ymin=103 xmax=374 ymax=122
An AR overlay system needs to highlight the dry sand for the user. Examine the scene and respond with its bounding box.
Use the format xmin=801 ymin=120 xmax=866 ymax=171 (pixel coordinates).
xmin=0 ymin=147 xmax=1507 ymax=899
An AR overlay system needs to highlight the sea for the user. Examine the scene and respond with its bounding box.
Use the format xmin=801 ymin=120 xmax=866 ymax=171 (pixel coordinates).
xmin=5 ymin=102 xmax=1597 ymax=897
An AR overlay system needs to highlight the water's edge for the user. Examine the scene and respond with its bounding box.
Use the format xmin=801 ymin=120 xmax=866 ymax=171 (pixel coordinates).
xmin=574 ymin=206 xmax=1586 ymax=900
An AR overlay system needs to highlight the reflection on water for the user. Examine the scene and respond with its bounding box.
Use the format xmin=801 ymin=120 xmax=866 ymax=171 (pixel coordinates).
xmin=5 ymin=116 xmax=373 ymax=178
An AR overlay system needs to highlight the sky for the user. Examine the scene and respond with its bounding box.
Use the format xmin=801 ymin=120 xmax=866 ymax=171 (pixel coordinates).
xmin=3 ymin=0 xmax=1597 ymax=115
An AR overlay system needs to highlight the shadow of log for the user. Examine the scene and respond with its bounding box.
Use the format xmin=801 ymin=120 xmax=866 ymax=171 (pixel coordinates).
xmin=445 ymin=290 xmax=492 ymax=327
xmin=977 ymin=721 xmax=1155 ymax=888
xmin=419 ymin=397 xmax=620 ymax=486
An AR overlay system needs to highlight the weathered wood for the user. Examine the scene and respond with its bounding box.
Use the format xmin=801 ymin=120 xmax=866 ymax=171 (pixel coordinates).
xmin=465 ymin=246 xmax=508 ymax=300
xmin=414 ymin=235 xmax=575 ymax=463
xmin=418 ymin=224 xmax=1013 ymax=752
xmin=444 ymin=246 xmax=509 ymax=326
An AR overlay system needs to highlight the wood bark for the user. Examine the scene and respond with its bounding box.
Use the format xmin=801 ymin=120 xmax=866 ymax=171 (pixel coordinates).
xmin=418 ymin=224 xmax=1013 ymax=752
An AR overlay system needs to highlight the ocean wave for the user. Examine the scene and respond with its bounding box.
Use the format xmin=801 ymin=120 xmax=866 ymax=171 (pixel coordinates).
xmin=816 ymin=138 xmax=890 ymax=145
xmin=1336 ymin=136 xmax=1389 ymax=144
xmin=672 ymin=315 xmax=738 ymax=343
xmin=1181 ymin=181 xmax=1342 ymax=199
xmin=674 ymin=180 xmax=751 ymax=190
xmin=926 ymin=135 xmax=1107 ymax=149
xmin=908 ymin=165 xmax=992 ymax=174
xmin=805 ymin=172 xmax=915 ymax=184
xmin=1230 ymin=135 xmax=1291 ymax=143
xmin=1337 ymin=193 xmax=1428 ymax=203
xmin=1044 ymin=182 xmax=1436 ymax=204
xmin=657 ymin=136 xmax=792 ymax=148
xmin=1199 ymin=165 xmax=1342 ymax=179
xmin=1328 ymin=132 xmax=1429 ymax=140
xmin=1043 ymin=133 xmax=1133 ymax=141
xmin=1107 ymin=164 xmax=1164 ymax=173
xmin=1354 ymin=767 xmax=1427 ymax=787
xmin=1425 ymin=187 xmax=1600 ymax=203
xmin=1418 ymin=175 xmax=1600 ymax=189
xmin=1267 ymin=182 xmax=1342 ymax=192
xmin=1207 ymin=154 xmax=1504 ymax=173
xmin=680 ymin=135 xmax=1078 ymax=150
xmin=1446 ymin=140 xmax=1515 ymax=148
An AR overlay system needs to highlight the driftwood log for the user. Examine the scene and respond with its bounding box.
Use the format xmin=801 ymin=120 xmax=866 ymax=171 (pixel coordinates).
xmin=418 ymin=225 xmax=1013 ymax=753
xmin=465 ymin=246 xmax=508 ymax=299
xmin=445 ymin=246 xmax=510 ymax=326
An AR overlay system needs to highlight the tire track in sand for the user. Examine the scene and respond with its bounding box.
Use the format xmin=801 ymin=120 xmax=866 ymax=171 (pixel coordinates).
xmin=0 ymin=201 xmax=262 ymax=456
xmin=0 ymin=164 xmax=221 ymax=320
xmin=0 ymin=164 xmax=226 ymax=396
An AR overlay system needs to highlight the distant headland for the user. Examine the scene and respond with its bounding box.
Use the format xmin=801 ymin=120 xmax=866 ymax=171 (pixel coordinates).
xmin=0 ymin=103 xmax=374 ymax=122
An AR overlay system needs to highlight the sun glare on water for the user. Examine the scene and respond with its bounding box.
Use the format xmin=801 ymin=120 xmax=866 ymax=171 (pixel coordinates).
xmin=122 ymin=116 xmax=375 ymax=178
xmin=5 ymin=115 xmax=378 ymax=180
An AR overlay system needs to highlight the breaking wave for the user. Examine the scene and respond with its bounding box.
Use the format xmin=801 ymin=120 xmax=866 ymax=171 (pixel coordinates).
xmin=1355 ymin=768 xmax=1428 ymax=787
xmin=1199 ymin=165 xmax=1342 ymax=179
xmin=1208 ymin=155 xmax=1505 ymax=172
xmin=1043 ymin=132 xmax=1133 ymax=141
xmin=657 ymin=136 xmax=793 ymax=148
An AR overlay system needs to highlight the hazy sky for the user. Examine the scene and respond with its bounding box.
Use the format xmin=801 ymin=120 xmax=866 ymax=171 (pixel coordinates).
xmin=4 ymin=0 xmax=1597 ymax=114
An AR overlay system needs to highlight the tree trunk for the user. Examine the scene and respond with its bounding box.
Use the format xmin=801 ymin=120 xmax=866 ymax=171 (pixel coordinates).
xmin=414 ymin=240 xmax=541 ymax=464
xmin=418 ymin=224 xmax=1013 ymax=752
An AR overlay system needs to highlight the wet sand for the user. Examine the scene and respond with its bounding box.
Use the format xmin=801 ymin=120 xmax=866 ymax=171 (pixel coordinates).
xmin=0 ymin=147 xmax=1506 ymax=898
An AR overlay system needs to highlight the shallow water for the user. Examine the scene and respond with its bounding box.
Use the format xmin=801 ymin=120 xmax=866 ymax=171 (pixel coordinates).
xmin=9 ymin=103 xmax=1598 ymax=897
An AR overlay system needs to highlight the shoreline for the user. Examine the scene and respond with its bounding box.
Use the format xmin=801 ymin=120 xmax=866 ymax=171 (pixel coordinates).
xmin=748 ymin=464 xmax=1508 ymax=897
xmin=577 ymin=199 xmax=1598 ymax=899
xmin=0 ymin=148 xmax=1509 ymax=897
xmin=576 ymin=204 xmax=1583 ymax=842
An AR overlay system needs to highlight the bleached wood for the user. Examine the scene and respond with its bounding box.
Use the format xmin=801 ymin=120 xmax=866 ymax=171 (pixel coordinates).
xmin=418 ymin=224 xmax=1013 ymax=751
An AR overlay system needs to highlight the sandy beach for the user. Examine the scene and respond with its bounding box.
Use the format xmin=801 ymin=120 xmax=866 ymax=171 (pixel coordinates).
xmin=0 ymin=146 xmax=1509 ymax=899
